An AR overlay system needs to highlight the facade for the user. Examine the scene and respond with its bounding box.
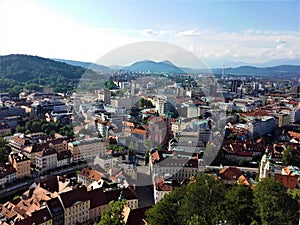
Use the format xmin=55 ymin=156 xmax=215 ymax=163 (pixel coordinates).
xmin=148 ymin=116 xmax=171 ymax=147
xmin=68 ymin=138 xmax=105 ymax=163
xmin=35 ymin=149 xmax=57 ymax=172
xmin=59 ymin=187 xmax=90 ymax=225
xmin=8 ymin=152 xmax=31 ymax=179
xmin=151 ymin=158 xmax=199 ymax=180
xmin=77 ymin=167 xmax=102 ymax=186
xmin=0 ymin=122 xmax=11 ymax=135
xmin=46 ymin=197 xmax=65 ymax=225
xmin=0 ymin=163 xmax=16 ymax=187
xmin=246 ymin=116 xmax=276 ymax=138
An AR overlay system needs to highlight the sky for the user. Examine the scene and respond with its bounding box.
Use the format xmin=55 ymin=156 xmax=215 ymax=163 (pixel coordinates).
xmin=0 ymin=0 xmax=299 ymax=67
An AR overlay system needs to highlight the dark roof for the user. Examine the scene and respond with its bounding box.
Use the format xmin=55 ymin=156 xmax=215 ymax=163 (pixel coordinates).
xmin=88 ymin=188 xmax=108 ymax=209
xmin=154 ymin=158 xmax=198 ymax=168
xmin=39 ymin=176 xmax=59 ymax=193
xmin=126 ymin=206 xmax=151 ymax=225
xmin=14 ymin=207 xmax=51 ymax=225
xmin=46 ymin=197 xmax=64 ymax=215
xmin=59 ymin=186 xmax=89 ymax=208
xmin=105 ymin=187 xmax=138 ymax=202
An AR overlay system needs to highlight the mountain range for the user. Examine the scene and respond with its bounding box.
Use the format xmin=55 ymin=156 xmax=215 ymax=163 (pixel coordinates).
xmin=1 ymin=54 xmax=299 ymax=86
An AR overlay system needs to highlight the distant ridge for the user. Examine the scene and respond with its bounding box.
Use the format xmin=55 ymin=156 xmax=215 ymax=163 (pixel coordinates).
xmin=53 ymin=58 xmax=111 ymax=73
xmin=211 ymin=65 xmax=300 ymax=77
xmin=121 ymin=60 xmax=186 ymax=73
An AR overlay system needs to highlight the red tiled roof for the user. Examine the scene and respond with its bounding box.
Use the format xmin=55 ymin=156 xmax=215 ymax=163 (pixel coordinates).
xmin=219 ymin=167 xmax=243 ymax=181
xmin=14 ymin=207 xmax=51 ymax=225
xmin=275 ymin=174 xmax=299 ymax=189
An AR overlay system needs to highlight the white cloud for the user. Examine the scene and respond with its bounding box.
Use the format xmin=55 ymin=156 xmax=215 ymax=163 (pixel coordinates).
xmin=177 ymin=29 xmax=201 ymax=37
xmin=0 ymin=1 xmax=298 ymax=65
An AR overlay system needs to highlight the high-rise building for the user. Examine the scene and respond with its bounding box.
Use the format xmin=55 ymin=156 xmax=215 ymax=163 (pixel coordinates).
xmin=231 ymin=80 xmax=240 ymax=93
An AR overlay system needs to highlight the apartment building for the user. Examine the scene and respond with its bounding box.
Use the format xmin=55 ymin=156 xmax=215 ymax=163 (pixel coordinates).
xmin=8 ymin=152 xmax=31 ymax=179
xmin=68 ymin=138 xmax=106 ymax=163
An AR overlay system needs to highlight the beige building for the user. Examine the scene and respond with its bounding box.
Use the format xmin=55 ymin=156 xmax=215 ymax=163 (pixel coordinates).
xmin=151 ymin=158 xmax=199 ymax=180
xmin=59 ymin=187 xmax=90 ymax=225
xmin=68 ymin=138 xmax=107 ymax=163
xmin=8 ymin=152 xmax=31 ymax=179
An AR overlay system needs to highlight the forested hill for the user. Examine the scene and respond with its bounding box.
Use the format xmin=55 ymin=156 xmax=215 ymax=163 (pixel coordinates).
xmin=0 ymin=54 xmax=99 ymax=95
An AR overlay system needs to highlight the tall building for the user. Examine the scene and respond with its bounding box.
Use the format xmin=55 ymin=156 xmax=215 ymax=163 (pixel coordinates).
xmin=231 ymin=80 xmax=239 ymax=93
xmin=8 ymin=152 xmax=31 ymax=179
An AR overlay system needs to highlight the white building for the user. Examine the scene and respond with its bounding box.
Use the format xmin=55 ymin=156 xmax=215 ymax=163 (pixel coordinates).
xmin=35 ymin=148 xmax=57 ymax=172
xmin=246 ymin=116 xmax=276 ymax=138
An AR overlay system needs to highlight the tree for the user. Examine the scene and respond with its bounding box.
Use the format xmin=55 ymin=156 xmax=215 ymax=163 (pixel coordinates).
xmin=0 ymin=138 xmax=11 ymax=163
xmin=224 ymin=184 xmax=256 ymax=225
xmin=97 ymin=200 xmax=126 ymax=225
xmin=282 ymin=145 xmax=300 ymax=167
xmin=253 ymin=177 xmax=299 ymax=225
xmin=146 ymin=187 xmax=187 ymax=225
xmin=146 ymin=174 xmax=226 ymax=225
xmin=178 ymin=173 xmax=226 ymax=224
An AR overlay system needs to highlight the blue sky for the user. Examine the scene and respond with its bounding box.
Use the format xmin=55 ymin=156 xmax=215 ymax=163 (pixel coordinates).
xmin=0 ymin=0 xmax=299 ymax=66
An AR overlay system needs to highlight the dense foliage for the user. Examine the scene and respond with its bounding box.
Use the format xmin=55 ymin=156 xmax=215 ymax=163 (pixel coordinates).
xmin=95 ymin=200 xmax=126 ymax=225
xmin=146 ymin=174 xmax=299 ymax=225
xmin=15 ymin=117 xmax=74 ymax=138
xmin=0 ymin=54 xmax=101 ymax=96
xmin=0 ymin=138 xmax=11 ymax=164
xmin=282 ymin=145 xmax=300 ymax=167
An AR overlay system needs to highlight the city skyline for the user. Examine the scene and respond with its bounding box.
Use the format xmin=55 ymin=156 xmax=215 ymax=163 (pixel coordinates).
xmin=0 ymin=0 xmax=299 ymax=67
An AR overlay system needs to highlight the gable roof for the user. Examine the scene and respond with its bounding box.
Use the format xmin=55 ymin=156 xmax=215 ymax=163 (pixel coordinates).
xmin=59 ymin=186 xmax=89 ymax=208
xmin=219 ymin=167 xmax=243 ymax=181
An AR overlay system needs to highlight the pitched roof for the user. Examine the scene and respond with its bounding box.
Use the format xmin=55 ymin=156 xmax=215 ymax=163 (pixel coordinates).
xmin=46 ymin=197 xmax=64 ymax=215
xmin=275 ymin=174 xmax=299 ymax=189
xmin=105 ymin=187 xmax=138 ymax=202
xmin=219 ymin=167 xmax=243 ymax=181
xmin=78 ymin=168 xmax=103 ymax=182
xmin=87 ymin=188 xmax=108 ymax=208
xmin=126 ymin=206 xmax=151 ymax=225
xmin=14 ymin=207 xmax=51 ymax=225
xmin=59 ymin=186 xmax=89 ymax=208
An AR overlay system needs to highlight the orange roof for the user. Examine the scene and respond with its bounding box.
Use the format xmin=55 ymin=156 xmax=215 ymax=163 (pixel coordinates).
xmin=275 ymin=174 xmax=299 ymax=189
xmin=288 ymin=131 xmax=300 ymax=139
xmin=132 ymin=128 xmax=147 ymax=136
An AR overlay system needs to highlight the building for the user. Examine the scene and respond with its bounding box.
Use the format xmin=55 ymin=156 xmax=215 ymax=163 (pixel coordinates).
xmin=46 ymin=197 xmax=64 ymax=225
xmin=14 ymin=207 xmax=52 ymax=225
xmin=59 ymin=186 xmax=90 ymax=225
xmin=68 ymin=138 xmax=106 ymax=163
xmin=35 ymin=148 xmax=57 ymax=173
xmin=98 ymin=89 xmax=111 ymax=105
xmin=0 ymin=122 xmax=11 ymax=135
xmin=289 ymin=108 xmax=300 ymax=123
xmin=246 ymin=116 xmax=276 ymax=138
xmin=259 ymin=153 xmax=275 ymax=180
xmin=218 ymin=166 xmax=243 ymax=184
xmin=8 ymin=152 xmax=31 ymax=179
xmin=151 ymin=158 xmax=199 ymax=180
xmin=77 ymin=167 xmax=103 ymax=187
xmin=231 ymin=80 xmax=240 ymax=93
xmin=0 ymin=163 xmax=16 ymax=187
xmin=147 ymin=116 xmax=171 ymax=147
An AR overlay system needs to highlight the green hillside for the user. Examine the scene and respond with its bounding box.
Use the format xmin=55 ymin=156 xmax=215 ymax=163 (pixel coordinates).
xmin=0 ymin=54 xmax=100 ymax=96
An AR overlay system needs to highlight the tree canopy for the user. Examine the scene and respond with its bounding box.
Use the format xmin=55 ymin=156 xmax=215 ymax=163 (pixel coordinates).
xmin=282 ymin=145 xmax=300 ymax=167
xmin=96 ymin=200 xmax=126 ymax=225
xmin=146 ymin=174 xmax=299 ymax=225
